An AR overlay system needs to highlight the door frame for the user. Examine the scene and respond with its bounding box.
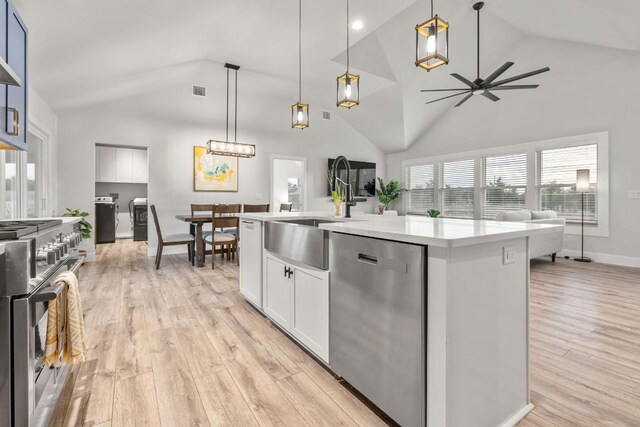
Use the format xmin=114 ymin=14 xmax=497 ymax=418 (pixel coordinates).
xmin=269 ymin=155 xmax=307 ymax=212
xmin=26 ymin=119 xmax=53 ymax=217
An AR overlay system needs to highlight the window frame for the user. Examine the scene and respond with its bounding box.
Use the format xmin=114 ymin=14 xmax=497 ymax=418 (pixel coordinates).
xmin=481 ymin=153 xmax=528 ymax=219
xmin=405 ymin=162 xmax=437 ymax=215
xmin=401 ymin=131 xmax=609 ymax=237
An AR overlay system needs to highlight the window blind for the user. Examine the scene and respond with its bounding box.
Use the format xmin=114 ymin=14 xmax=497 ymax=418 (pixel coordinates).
xmin=407 ymin=163 xmax=435 ymax=214
xmin=482 ymin=153 xmax=527 ymax=219
xmin=441 ymin=159 xmax=475 ymax=218
xmin=538 ymin=144 xmax=598 ymax=223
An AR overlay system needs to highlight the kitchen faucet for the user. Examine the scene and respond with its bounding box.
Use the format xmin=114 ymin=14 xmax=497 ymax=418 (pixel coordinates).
xmin=331 ymin=155 xmax=357 ymax=218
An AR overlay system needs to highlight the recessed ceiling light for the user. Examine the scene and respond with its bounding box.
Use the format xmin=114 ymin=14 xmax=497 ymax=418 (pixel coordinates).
xmin=352 ymin=20 xmax=364 ymax=30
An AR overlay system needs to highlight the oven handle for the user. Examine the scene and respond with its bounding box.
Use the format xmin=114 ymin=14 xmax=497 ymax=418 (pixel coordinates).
xmin=32 ymin=282 xmax=66 ymax=303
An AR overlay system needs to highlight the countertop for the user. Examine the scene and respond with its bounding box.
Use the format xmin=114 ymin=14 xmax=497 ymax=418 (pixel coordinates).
xmin=239 ymin=211 xmax=564 ymax=248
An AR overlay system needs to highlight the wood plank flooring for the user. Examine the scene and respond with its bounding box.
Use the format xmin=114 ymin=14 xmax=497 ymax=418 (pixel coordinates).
xmin=49 ymin=240 xmax=640 ymax=426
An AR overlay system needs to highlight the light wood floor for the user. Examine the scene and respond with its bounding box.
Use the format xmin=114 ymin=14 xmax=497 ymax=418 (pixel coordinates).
xmin=49 ymin=240 xmax=640 ymax=426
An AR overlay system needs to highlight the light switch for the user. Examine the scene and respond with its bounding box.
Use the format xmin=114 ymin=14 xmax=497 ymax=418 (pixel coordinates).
xmin=629 ymin=190 xmax=640 ymax=199
xmin=503 ymin=246 xmax=516 ymax=265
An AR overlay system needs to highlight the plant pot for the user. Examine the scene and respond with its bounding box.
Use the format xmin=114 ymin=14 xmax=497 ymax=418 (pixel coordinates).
xmin=333 ymin=200 xmax=344 ymax=217
xmin=377 ymin=204 xmax=386 ymax=215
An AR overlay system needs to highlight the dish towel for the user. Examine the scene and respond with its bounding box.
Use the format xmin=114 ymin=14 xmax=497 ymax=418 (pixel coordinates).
xmin=43 ymin=271 xmax=87 ymax=367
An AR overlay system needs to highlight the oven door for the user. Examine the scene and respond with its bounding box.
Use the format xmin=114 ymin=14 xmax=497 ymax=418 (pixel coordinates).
xmin=12 ymin=256 xmax=83 ymax=427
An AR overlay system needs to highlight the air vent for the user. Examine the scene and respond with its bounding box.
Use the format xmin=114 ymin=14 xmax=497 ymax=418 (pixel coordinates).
xmin=192 ymin=85 xmax=207 ymax=97
xmin=322 ymin=111 xmax=331 ymax=120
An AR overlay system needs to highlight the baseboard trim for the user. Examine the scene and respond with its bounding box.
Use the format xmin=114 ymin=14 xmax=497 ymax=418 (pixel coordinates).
xmin=558 ymin=249 xmax=640 ymax=268
xmin=499 ymin=403 xmax=534 ymax=427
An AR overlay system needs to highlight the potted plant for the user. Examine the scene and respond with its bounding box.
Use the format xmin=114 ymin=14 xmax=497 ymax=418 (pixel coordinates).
xmin=375 ymin=178 xmax=401 ymax=214
xmin=427 ymin=208 xmax=441 ymax=218
xmin=63 ymin=208 xmax=92 ymax=255
xmin=327 ymin=173 xmax=345 ymax=217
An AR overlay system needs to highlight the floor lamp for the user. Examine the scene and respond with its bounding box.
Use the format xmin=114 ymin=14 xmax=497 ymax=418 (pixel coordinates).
xmin=574 ymin=169 xmax=593 ymax=263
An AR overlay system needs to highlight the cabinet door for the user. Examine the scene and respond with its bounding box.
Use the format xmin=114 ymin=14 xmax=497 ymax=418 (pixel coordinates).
xmin=115 ymin=148 xmax=133 ymax=182
xmin=96 ymin=146 xmax=116 ymax=182
xmin=264 ymin=254 xmax=291 ymax=329
xmin=239 ymin=220 xmax=262 ymax=307
xmin=4 ymin=3 xmax=26 ymax=149
xmin=291 ymin=267 xmax=329 ymax=362
xmin=131 ymin=149 xmax=147 ymax=183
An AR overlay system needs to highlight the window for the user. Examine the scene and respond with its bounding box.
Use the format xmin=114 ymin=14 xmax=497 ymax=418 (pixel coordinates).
xmin=287 ymin=177 xmax=301 ymax=211
xmin=538 ymin=144 xmax=598 ymax=223
xmin=407 ymin=163 xmax=435 ymax=214
xmin=441 ymin=159 xmax=475 ymax=219
xmin=482 ymin=153 xmax=527 ymax=219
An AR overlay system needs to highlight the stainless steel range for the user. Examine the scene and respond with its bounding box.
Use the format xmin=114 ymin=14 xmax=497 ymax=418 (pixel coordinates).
xmin=0 ymin=219 xmax=83 ymax=427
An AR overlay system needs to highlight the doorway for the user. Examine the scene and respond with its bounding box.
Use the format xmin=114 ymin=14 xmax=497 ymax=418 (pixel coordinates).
xmin=271 ymin=156 xmax=306 ymax=212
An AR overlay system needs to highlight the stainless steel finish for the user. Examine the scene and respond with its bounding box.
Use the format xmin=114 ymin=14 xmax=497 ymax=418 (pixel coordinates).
xmin=276 ymin=218 xmax=341 ymax=227
xmin=265 ymin=219 xmax=340 ymax=270
xmin=330 ymin=233 xmax=427 ymax=427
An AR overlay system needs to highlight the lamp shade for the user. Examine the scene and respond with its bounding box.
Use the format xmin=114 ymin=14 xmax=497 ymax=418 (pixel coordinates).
xmin=576 ymin=169 xmax=590 ymax=192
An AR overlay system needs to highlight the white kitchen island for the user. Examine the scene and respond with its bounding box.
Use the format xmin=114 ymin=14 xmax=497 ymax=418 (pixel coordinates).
xmin=238 ymin=212 xmax=563 ymax=427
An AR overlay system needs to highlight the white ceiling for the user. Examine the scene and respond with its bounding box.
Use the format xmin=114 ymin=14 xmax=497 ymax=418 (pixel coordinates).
xmin=15 ymin=0 xmax=640 ymax=153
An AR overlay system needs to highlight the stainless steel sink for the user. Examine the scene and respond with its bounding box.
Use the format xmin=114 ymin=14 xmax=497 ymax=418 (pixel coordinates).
xmin=264 ymin=218 xmax=342 ymax=269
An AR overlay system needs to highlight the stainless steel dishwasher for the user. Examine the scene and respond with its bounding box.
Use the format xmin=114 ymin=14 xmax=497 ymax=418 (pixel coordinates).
xmin=330 ymin=233 xmax=426 ymax=427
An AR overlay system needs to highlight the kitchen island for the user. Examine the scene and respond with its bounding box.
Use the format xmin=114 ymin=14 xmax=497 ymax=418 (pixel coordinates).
xmin=237 ymin=212 xmax=563 ymax=427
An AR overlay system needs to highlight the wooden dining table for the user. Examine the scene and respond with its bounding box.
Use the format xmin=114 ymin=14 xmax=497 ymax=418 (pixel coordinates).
xmin=175 ymin=214 xmax=238 ymax=267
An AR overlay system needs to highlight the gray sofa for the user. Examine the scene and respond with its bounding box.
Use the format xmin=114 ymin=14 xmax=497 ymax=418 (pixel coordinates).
xmin=494 ymin=210 xmax=566 ymax=261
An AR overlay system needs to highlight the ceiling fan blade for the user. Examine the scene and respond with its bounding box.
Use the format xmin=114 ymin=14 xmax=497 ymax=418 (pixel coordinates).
xmin=489 ymin=84 xmax=539 ymax=90
xmin=491 ymin=67 xmax=550 ymax=87
xmin=481 ymin=91 xmax=500 ymax=102
xmin=420 ymin=88 xmax=469 ymax=92
xmin=451 ymin=73 xmax=477 ymax=88
xmin=482 ymin=62 xmax=514 ymax=86
xmin=454 ymin=93 xmax=474 ymax=107
xmin=425 ymin=91 xmax=471 ymax=105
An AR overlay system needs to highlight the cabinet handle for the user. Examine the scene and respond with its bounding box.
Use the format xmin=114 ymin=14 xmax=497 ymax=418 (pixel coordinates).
xmin=6 ymin=107 xmax=19 ymax=136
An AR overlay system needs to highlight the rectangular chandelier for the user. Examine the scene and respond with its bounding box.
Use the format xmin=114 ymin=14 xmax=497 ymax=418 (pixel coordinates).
xmin=206 ymin=140 xmax=256 ymax=158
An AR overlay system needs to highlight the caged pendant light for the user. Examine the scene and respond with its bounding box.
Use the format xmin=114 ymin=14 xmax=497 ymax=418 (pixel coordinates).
xmin=336 ymin=0 xmax=359 ymax=109
xmin=415 ymin=0 xmax=449 ymax=71
xmin=206 ymin=63 xmax=256 ymax=158
xmin=291 ymin=0 xmax=309 ymax=129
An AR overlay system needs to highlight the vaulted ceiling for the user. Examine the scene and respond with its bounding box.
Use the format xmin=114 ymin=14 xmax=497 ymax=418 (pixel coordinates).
xmin=15 ymin=0 xmax=640 ymax=153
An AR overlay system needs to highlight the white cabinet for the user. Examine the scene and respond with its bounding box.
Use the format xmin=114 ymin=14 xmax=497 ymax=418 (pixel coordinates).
xmin=96 ymin=146 xmax=147 ymax=183
xmin=263 ymin=250 xmax=329 ymax=362
xmin=96 ymin=146 xmax=116 ymax=182
xmin=239 ymin=220 xmax=263 ymax=307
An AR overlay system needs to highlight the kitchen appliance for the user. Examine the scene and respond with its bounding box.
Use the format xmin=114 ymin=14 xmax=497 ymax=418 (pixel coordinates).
xmin=329 ymin=233 xmax=427 ymax=427
xmin=95 ymin=197 xmax=116 ymax=243
xmin=0 ymin=219 xmax=83 ymax=427
xmin=132 ymin=198 xmax=147 ymax=242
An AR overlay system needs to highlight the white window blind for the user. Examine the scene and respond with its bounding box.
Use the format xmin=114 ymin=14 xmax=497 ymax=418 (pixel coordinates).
xmin=538 ymin=144 xmax=598 ymax=223
xmin=407 ymin=163 xmax=435 ymax=214
xmin=482 ymin=153 xmax=527 ymax=219
xmin=441 ymin=159 xmax=475 ymax=218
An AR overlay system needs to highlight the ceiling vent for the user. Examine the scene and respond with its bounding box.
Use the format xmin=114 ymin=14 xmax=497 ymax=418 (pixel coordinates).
xmin=322 ymin=111 xmax=331 ymax=120
xmin=192 ymin=85 xmax=207 ymax=97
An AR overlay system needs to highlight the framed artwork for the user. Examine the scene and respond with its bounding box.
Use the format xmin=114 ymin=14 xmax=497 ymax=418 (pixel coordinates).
xmin=193 ymin=146 xmax=239 ymax=192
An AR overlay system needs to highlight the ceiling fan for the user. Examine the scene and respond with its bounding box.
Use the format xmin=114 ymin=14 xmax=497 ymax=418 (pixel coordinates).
xmin=422 ymin=1 xmax=550 ymax=107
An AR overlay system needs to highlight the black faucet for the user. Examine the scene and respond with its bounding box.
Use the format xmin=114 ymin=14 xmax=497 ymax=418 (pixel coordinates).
xmin=331 ymin=155 xmax=357 ymax=218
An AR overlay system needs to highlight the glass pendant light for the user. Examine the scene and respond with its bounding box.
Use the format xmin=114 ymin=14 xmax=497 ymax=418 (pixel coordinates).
xmin=206 ymin=63 xmax=256 ymax=158
xmin=415 ymin=0 xmax=449 ymax=71
xmin=337 ymin=0 xmax=359 ymax=109
xmin=292 ymin=0 xmax=309 ymax=129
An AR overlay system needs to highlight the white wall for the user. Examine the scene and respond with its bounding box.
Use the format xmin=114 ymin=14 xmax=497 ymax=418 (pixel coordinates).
xmin=57 ymin=68 xmax=386 ymax=258
xmin=387 ymin=36 xmax=640 ymax=265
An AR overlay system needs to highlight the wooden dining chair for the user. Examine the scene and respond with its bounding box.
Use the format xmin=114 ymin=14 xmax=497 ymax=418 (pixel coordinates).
xmin=243 ymin=204 xmax=270 ymax=213
xmin=190 ymin=203 xmax=214 ymax=237
xmin=150 ymin=205 xmax=194 ymax=270
xmin=279 ymin=202 xmax=293 ymax=212
xmin=203 ymin=204 xmax=239 ymax=269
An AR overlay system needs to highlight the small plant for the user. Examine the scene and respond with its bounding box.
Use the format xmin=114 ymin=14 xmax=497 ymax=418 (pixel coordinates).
xmin=427 ymin=208 xmax=441 ymax=218
xmin=327 ymin=173 xmax=344 ymax=216
xmin=375 ymin=178 xmax=401 ymax=209
xmin=63 ymin=208 xmax=92 ymax=239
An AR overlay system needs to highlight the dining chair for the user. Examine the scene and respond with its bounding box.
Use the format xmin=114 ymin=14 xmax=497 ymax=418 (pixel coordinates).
xmin=279 ymin=202 xmax=293 ymax=212
xmin=204 ymin=204 xmax=239 ymax=269
xmin=243 ymin=204 xmax=270 ymax=213
xmin=217 ymin=203 xmax=241 ymax=234
xmin=150 ymin=205 xmax=194 ymax=270
xmin=190 ymin=204 xmax=214 ymax=237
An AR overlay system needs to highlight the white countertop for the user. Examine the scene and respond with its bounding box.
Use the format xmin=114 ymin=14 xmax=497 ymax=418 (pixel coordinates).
xmin=5 ymin=216 xmax=82 ymax=224
xmin=240 ymin=211 xmax=563 ymax=248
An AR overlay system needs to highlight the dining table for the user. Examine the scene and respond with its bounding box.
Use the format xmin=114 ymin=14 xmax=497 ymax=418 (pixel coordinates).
xmin=175 ymin=213 xmax=238 ymax=267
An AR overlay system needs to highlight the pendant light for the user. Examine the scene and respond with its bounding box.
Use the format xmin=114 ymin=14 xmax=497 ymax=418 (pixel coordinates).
xmin=336 ymin=0 xmax=359 ymax=109
xmin=206 ymin=63 xmax=256 ymax=158
xmin=415 ymin=0 xmax=449 ymax=71
xmin=291 ymin=0 xmax=309 ymax=129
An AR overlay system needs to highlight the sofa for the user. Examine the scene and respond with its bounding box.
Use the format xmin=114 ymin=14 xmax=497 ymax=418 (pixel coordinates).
xmin=494 ymin=210 xmax=566 ymax=262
